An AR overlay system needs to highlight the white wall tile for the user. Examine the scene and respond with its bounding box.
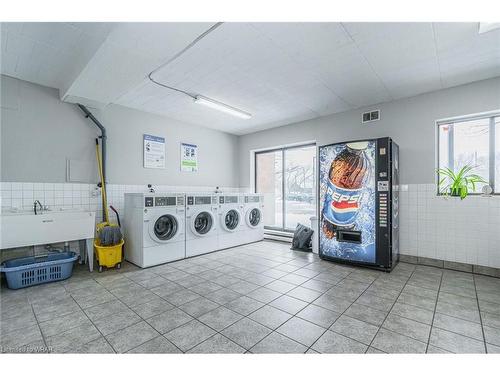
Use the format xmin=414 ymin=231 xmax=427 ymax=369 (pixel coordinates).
xmin=399 ymin=183 xmax=499 ymax=268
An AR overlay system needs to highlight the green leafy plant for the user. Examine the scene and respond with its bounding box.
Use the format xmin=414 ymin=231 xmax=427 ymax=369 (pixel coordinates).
xmin=437 ymin=165 xmax=487 ymax=200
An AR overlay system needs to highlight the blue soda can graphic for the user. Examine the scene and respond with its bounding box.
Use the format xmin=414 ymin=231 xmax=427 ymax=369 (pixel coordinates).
xmin=322 ymin=142 xmax=369 ymax=238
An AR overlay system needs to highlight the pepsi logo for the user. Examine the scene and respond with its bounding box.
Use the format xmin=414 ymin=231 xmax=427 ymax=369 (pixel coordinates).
xmin=330 ymin=191 xmax=361 ymax=213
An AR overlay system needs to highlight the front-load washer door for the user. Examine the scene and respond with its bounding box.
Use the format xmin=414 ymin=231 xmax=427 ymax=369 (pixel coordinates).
xmin=191 ymin=211 xmax=215 ymax=237
xmin=149 ymin=214 xmax=179 ymax=243
xmin=246 ymin=207 xmax=262 ymax=228
xmin=221 ymin=209 xmax=240 ymax=232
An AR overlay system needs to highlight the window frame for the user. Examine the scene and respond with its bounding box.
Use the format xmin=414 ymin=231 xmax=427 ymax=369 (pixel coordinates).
xmin=435 ymin=110 xmax=500 ymax=196
xmin=254 ymin=142 xmax=317 ymax=232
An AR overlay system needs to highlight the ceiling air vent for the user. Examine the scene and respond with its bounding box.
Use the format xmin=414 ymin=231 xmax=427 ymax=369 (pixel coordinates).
xmin=362 ymin=110 xmax=380 ymax=124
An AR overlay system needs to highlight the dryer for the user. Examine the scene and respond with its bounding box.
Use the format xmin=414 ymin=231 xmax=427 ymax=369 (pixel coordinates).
xmin=241 ymin=194 xmax=265 ymax=244
xmin=217 ymin=194 xmax=245 ymax=250
xmin=185 ymin=194 xmax=219 ymax=257
xmin=124 ymin=193 xmax=185 ymax=268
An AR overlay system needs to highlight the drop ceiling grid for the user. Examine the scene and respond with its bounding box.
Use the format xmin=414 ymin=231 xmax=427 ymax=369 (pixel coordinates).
xmin=1 ymin=22 xmax=112 ymax=93
xmin=1 ymin=22 xmax=500 ymax=135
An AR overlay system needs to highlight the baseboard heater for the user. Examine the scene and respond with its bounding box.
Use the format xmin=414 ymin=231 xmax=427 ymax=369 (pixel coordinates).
xmin=264 ymin=229 xmax=293 ymax=243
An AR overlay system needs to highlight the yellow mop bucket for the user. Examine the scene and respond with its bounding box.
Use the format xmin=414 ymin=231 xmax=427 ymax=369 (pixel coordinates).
xmin=94 ymin=138 xmax=125 ymax=272
xmin=94 ymin=214 xmax=124 ymax=272
xmin=94 ymin=234 xmax=124 ymax=272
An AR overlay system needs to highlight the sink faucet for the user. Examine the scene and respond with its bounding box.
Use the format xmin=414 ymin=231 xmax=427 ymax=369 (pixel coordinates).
xmin=34 ymin=200 xmax=43 ymax=215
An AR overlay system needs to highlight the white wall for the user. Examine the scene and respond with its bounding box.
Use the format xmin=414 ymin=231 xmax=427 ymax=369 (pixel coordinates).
xmin=1 ymin=75 xmax=239 ymax=188
xmin=238 ymin=77 xmax=500 ymax=187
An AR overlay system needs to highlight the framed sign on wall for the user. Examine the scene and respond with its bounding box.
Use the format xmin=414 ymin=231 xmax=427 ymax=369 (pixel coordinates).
xmin=180 ymin=143 xmax=198 ymax=172
xmin=143 ymin=134 xmax=165 ymax=169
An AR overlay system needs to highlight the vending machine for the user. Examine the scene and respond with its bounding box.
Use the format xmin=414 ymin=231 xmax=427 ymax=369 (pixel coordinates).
xmin=318 ymin=137 xmax=399 ymax=271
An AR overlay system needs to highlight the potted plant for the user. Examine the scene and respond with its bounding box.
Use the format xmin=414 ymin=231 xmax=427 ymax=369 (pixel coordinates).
xmin=437 ymin=165 xmax=487 ymax=200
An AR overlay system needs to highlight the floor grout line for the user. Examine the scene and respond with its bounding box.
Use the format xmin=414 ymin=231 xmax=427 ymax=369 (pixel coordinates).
xmin=424 ymin=267 xmax=443 ymax=353
xmin=29 ymin=304 xmax=50 ymax=353
xmin=472 ymin=273 xmax=489 ymax=354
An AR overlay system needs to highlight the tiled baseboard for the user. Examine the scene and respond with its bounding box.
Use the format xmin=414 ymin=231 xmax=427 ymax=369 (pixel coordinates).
xmin=400 ymin=254 xmax=500 ymax=278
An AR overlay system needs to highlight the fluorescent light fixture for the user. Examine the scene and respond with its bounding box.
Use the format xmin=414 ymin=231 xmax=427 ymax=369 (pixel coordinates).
xmin=194 ymin=96 xmax=252 ymax=119
xmin=478 ymin=22 xmax=500 ymax=34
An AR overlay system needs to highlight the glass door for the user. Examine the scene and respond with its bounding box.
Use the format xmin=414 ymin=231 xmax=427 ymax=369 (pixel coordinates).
xmin=255 ymin=150 xmax=283 ymax=229
xmin=284 ymin=146 xmax=316 ymax=230
xmin=255 ymin=144 xmax=316 ymax=232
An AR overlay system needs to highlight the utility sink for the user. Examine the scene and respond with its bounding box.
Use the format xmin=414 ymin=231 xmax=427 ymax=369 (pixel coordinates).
xmin=1 ymin=208 xmax=96 ymax=271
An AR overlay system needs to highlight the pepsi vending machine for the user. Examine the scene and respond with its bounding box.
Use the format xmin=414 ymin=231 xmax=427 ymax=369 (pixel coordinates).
xmin=318 ymin=137 xmax=399 ymax=271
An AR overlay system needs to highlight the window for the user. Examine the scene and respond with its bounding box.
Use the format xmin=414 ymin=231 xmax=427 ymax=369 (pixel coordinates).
xmin=255 ymin=144 xmax=316 ymax=231
xmin=437 ymin=112 xmax=499 ymax=194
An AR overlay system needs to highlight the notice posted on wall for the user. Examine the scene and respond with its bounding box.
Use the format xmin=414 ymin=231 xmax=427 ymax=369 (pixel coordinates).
xmin=180 ymin=143 xmax=198 ymax=172
xmin=143 ymin=134 xmax=165 ymax=169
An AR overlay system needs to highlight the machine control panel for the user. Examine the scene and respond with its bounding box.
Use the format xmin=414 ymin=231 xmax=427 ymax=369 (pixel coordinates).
xmin=219 ymin=196 xmax=224 ymax=204
xmin=145 ymin=197 xmax=154 ymax=207
xmin=379 ymin=193 xmax=388 ymax=227
xmin=155 ymin=197 xmax=177 ymax=207
xmin=224 ymin=196 xmax=238 ymax=204
xmin=187 ymin=196 xmax=194 ymax=205
xmin=245 ymin=196 xmax=259 ymax=203
xmin=195 ymin=196 xmax=212 ymax=205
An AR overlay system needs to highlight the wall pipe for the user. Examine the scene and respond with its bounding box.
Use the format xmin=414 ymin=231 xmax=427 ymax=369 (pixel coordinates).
xmin=77 ymin=104 xmax=107 ymax=219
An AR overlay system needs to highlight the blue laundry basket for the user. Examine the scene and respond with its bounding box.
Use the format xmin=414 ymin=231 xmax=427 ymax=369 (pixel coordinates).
xmin=0 ymin=251 xmax=79 ymax=289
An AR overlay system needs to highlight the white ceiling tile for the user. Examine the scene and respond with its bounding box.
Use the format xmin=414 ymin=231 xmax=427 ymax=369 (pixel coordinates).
xmin=0 ymin=51 xmax=18 ymax=76
xmin=433 ymin=22 xmax=500 ymax=55
xmin=6 ymin=32 xmax=35 ymax=57
xmin=19 ymin=23 xmax=57 ymax=43
xmin=15 ymin=57 xmax=39 ymax=83
xmin=19 ymin=23 xmax=84 ymax=52
xmin=0 ymin=22 xmax=23 ymax=34
xmin=350 ymin=23 xmax=436 ymax=73
xmin=1 ymin=30 xmax=7 ymax=53
xmin=67 ymin=22 xmax=115 ymax=39
xmin=31 ymin=42 xmax=60 ymax=68
xmin=441 ymin=61 xmax=500 ymax=88
xmin=388 ymin=78 xmax=443 ymax=100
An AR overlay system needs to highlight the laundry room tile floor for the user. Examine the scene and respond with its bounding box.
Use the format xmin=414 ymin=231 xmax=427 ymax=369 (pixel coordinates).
xmin=2 ymin=240 xmax=500 ymax=354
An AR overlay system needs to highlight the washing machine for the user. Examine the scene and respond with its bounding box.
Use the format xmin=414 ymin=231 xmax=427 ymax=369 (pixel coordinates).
xmin=241 ymin=193 xmax=265 ymax=244
xmin=124 ymin=193 xmax=185 ymax=268
xmin=217 ymin=194 xmax=245 ymax=250
xmin=185 ymin=194 xmax=219 ymax=257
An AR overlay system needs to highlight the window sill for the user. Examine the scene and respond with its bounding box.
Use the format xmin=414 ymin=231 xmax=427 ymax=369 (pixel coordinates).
xmin=435 ymin=194 xmax=500 ymax=198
